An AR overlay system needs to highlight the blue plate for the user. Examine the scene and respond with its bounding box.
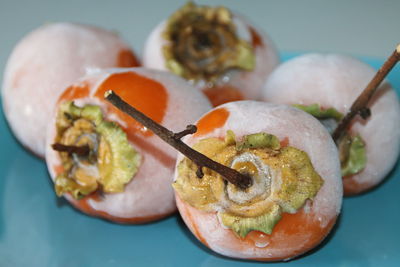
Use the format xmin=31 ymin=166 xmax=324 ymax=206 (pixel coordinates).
xmin=0 ymin=54 xmax=399 ymax=266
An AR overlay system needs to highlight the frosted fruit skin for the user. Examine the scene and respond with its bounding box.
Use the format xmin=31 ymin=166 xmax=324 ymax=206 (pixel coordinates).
xmin=46 ymin=68 xmax=212 ymax=222
xmin=174 ymin=101 xmax=342 ymax=260
xmin=2 ymin=22 xmax=138 ymax=158
xmin=142 ymin=14 xmax=280 ymax=101
xmin=262 ymin=54 xmax=400 ymax=195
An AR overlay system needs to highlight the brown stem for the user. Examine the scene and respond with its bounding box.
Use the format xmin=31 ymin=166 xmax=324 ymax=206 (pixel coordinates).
xmin=332 ymin=45 xmax=400 ymax=142
xmin=174 ymin=125 xmax=197 ymax=139
xmin=104 ymin=90 xmax=252 ymax=189
xmin=52 ymin=143 xmax=90 ymax=156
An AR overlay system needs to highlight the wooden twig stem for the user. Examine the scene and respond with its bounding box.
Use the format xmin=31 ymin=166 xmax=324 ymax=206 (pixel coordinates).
xmin=104 ymin=90 xmax=252 ymax=189
xmin=52 ymin=143 xmax=90 ymax=156
xmin=332 ymin=45 xmax=400 ymax=142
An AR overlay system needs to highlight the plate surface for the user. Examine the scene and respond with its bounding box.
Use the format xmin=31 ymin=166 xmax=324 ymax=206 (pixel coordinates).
xmin=0 ymin=54 xmax=399 ymax=267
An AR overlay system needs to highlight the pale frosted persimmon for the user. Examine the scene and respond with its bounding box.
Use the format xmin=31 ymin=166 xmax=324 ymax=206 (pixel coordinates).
xmin=262 ymin=54 xmax=400 ymax=195
xmin=143 ymin=2 xmax=279 ymax=106
xmin=2 ymin=22 xmax=139 ymax=157
xmin=173 ymin=101 xmax=342 ymax=261
xmin=46 ymin=68 xmax=211 ymax=223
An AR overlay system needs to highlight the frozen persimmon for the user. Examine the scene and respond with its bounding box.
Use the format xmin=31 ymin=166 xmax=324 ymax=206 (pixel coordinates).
xmin=1 ymin=22 xmax=139 ymax=157
xmin=262 ymin=54 xmax=400 ymax=195
xmin=45 ymin=68 xmax=211 ymax=223
xmin=173 ymin=101 xmax=342 ymax=261
xmin=142 ymin=2 xmax=280 ymax=106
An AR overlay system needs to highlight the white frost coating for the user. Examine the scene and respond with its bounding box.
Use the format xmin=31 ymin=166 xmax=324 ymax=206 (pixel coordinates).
xmin=174 ymin=101 xmax=342 ymax=260
xmin=46 ymin=68 xmax=212 ymax=220
xmin=142 ymin=12 xmax=280 ymax=100
xmin=142 ymin=21 xmax=169 ymax=72
xmin=262 ymin=54 xmax=400 ymax=192
xmin=227 ymin=15 xmax=280 ymax=100
xmin=2 ymin=22 xmax=135 ymax=157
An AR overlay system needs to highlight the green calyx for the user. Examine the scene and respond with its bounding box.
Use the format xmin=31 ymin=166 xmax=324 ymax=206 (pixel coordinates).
xmin=162 ymin=2 xmax=255 ymax=82
xmin=54 ymin=101 xmax=140 ymax=199
xmin=293 ymin=104 xmax=343 ymax=121
xmin=339 ymin=134 xmax=367 ymax=177
xmin=293 ymin=103 xmax=367 ymax=177
xmin=174 ymin=130 xmax=323 ymax=238
xmin=55 ymin=175 xmax=98 ymax=200
xmin=236 ymin=132 xmax=280 ymax=151
xmin=219 ymin=204 xmax=281 ymax=238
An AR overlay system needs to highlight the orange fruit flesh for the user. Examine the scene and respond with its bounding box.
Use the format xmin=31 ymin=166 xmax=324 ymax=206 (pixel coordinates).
xmin=177 ymin=107 xmax=337 ymax=260
xmin=54 ymin=70 xmax=169 ymax=222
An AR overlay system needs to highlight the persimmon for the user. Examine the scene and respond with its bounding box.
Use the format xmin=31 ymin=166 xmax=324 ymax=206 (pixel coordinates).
xmin=45 ymin=68 xmax=211 ymax=223
xmin=142 ymin=2 xmax=279 ymax=106
xmin=2 ymin=22 xmax=139 ymax=157
xmin=262 ymin=53 xmax=400 ymax=195
xmin=172 ymin=101 xmax=342 ymax=261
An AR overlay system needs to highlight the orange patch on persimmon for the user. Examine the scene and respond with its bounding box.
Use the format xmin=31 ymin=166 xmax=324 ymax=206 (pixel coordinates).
xmin=95 ymin=72 xmax=168 ymax=136
xmin=249 ymin=26 xmax=263 ymax=48
xmin=244 ymin=209 xmax=337 ymax=260
xmin=53 ymin=164 xmax=65 ymax=175
xmin=203 ymin=85 xmax=244 ymax=107
xmin=280 ymin=137 xmax=289 ymax=148
xmin=343 ymin=175 xmax=368 ymax=196
xmin=116 ymin=49 xmax=140 ymax=67
xmin=59 ymin=82 xmax=90 ymax=103
xmin=195 ymin=108 xmax=229 ymax=137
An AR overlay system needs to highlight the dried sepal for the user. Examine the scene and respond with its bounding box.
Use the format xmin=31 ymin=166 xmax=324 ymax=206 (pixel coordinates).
xmin=162 ymin=2 xmax=255 ymax=83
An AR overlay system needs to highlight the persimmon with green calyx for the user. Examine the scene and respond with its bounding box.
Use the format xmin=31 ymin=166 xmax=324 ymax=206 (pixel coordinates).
xmin=143 ymin=2 xmax=280 ymax=106
xmin=46 ymin=68 xmax=212 ymax=223
xmin=102 ymin=91 xmax=341 ymax=261
xmin=174 ymin=131 xmax=324 ymax=238
xmin=173 ymin=101 xmax=342 ymax=261
xmin=262 ymin=53 xmax=400 ymax=195
xmin=53 ymin=101 xmax=140 ymax=199
xmin=2 ymin=22 xmax=139 ymax=158
xmin=293 ymin=104 xmax=367 ymax=177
